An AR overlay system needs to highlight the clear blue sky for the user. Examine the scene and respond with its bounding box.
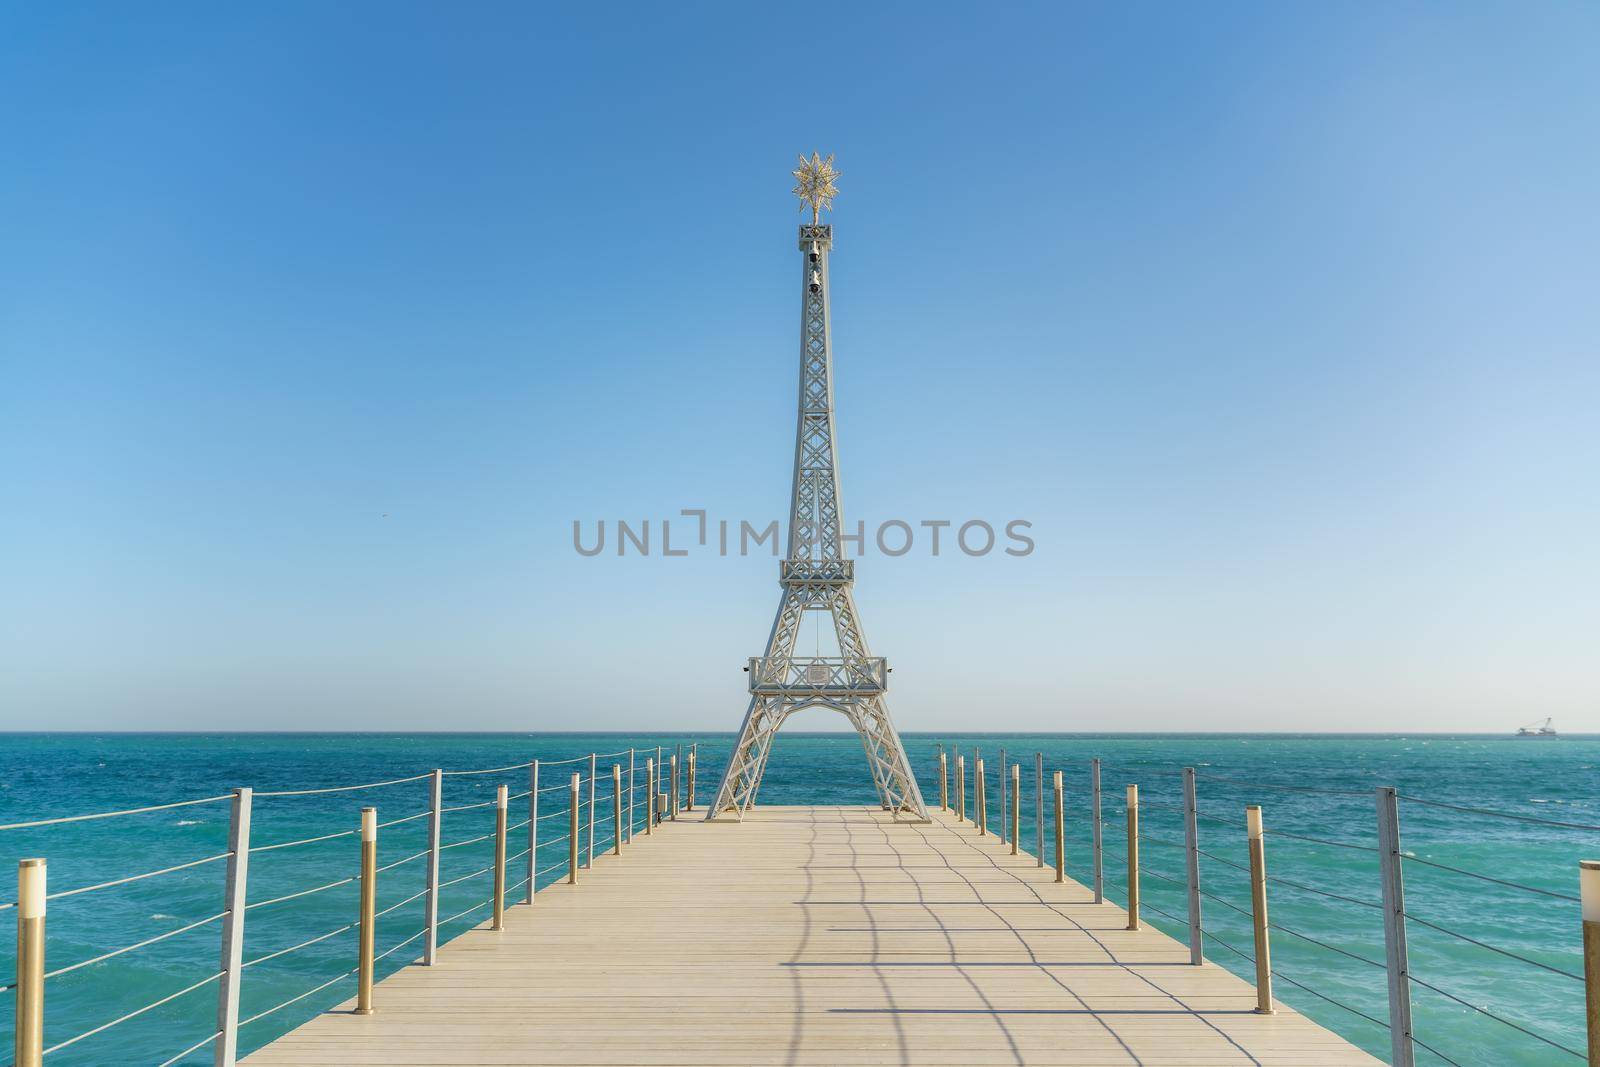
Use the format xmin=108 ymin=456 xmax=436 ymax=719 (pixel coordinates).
xmin=2 ymin=3 xmax=1595 ymax=732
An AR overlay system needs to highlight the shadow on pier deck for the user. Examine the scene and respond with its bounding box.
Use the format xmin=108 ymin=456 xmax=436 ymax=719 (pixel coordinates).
xmin=243 ymin=805 xmax=1380 ymax=1066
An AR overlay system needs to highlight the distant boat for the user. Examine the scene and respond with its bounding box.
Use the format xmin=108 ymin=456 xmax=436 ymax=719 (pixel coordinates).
xmin=1515 ymin=717 xmax=1559 ymax=739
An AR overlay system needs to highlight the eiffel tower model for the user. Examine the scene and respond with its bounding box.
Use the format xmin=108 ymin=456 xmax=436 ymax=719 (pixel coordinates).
xmin=706 ymin=155 xmax=930 ymax=822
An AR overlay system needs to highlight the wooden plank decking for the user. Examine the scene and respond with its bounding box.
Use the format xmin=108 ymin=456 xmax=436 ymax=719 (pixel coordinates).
xmin=244 ymin=805 xmax=1381 ymax=1066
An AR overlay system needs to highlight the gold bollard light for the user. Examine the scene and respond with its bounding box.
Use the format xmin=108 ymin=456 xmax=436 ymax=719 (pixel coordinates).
xmin=1126 ymin=785 xmax=1140 ymax=930
xmin=1248 ymin=805 xmax=1274 ymax=1014
xmin=15 ymin=858 xmax=45 ymax=1067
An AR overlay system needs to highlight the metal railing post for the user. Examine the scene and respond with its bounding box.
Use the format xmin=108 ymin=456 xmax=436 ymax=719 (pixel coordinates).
xmin=687 ymin=746 xmax=697 ymax=811
xmin=1183 ymin=767 xmax=1203 ymax=965
xmin=956 ymin=755 xmax=966 ymax=823
xmin=627 ymin=749 xmax=636 ymax=839
xmin=612 ymin=765 xmax=623 ymax=855
xmin=356 ymin=806 xmax=376 ymax=1015
xmin=1247 ymin=805 xmax=1272 ymax=1014
xmin=586 ymin=753 xmax=597 ymax=868
xmin=670 ymin=753 xmax=679 ymax=821
xmin=1377 ymin=786 xmax=1416 ymax=1066
xmin=1580 ymin=860 xmax=1600 ymax=1066
xmin=938 ymin=750 xmax=948 ymax=812
xmin=1010 ymin=764 xmax=1020 ymax=855
xmin=526 ymin=761 xmax=538 ymax=905
xmin=975 ymin=759 xmax=986 ymax=835
xmin=1091 ymin=759 xmax=1104 ymax=904
xmin=973 ymin=747 xmax=980 ymax=826
xmin=214 ymin=787 xmax=251 ymax=1066
xmin=1125 ymin=785 xmax=1139 ymax=930
xmin=15 ymin=858 xmax=45 ymax=1067
xmin=998 ymin=747 xmax=1008 ymax=846
xmin=424 ymin=770 xmax=442 ymax=958
xmin=1035 ymin=752 xmax=1044 ymax=867
xmin=645 ymin=759 xmax=655 ymax=836
xmin=1053 ymin=771 xmax=1065 ymax=882
xmin=568 ymin=774 xmax=580 ymax=883
xmin=491 ymin=785 xmax=507 ymax=931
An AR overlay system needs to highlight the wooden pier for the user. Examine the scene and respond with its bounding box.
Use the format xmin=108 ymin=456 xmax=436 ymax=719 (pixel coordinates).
xmin=244 ymin=805 xmax=1379 ymax=1066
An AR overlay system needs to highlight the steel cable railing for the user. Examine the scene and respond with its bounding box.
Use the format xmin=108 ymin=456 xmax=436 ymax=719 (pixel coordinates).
xmin=1265 ymin=873 xmax=1382 ymax=911
xmin=44 ymin=912 xmax=230 ymax=979
xmin=2 ymin=739 xmax=695 ymax=1067
xmin=1264 ymin=828 xmax=1376 ymax=852
xmin=0 ymin=793 xmax=233 ymax=832
xmin=374 ymin=886 xmax=430 ymax=918
xmin=436 ymin=865 xmax=493 ymax=891
xmin=1195 ymin=846 xmax=1249 ymax=873
xmin=377 ymin=808 xmax=433 ymax=829
xmin=1139 ymin=898 xmax=1190 ymax=927
xmin=1408 ymin=972 xmax=1585 ymax=1059
xmin=374 ymin=848 xmax=431 ymax=874
xmin=439 ymin=899 xmax=490 ymax=926
xmin=1403 ymin=852 xmax=1581 ymax=902
xmin=373 ymin=927 xmax=428 ymax=963
xmin=44 ymin=851 xmax=232 ymax=901
xmin=154 ymin=1029 xmax=224 ymax=1067
xmin=1193 ymin=772 xmax=1372 ymax=799
xmin=1147 ymin=771 xmax=1397 ymax=1056
xmin=1192 ymin=808 xmax=1235 ymax=828
xmin=1270 ymin=967 xmax=1395 ymax=1034
xmin=249 ymin=828 xmax=357 ymax=854
xmin=1196 ymin=885 xmax=1254 ymax=919
xmin=439 ymin=799 xmax=498 ymax=815
xmin=440 ymin=761 xmax=531 ymax=777
xmin=243 ymin=922 xmax=355 ymax=969
xmin=1410 ymin=1033 xmax=1466 ymax=1066
xmin=238 ymin=968 xmax=356 ymax=1029
xmin=438 ymin=832 xmax=495 ymax=852
xmin=1138 ymin=865 xmax=1187 ymax=888
xmin=40 ymin=970 xmax=224 ymax=1057
xmin=1398 ymin=793 xmax=1600 ymax=833
xmin=1402 ymin=909 xmax=1585 ymax=982
xmin=255 ymin=773 xmax=433 ymax=797
xmin=945 ymin=746 xmax=1599 ymax=1067
xmin=246 ymin=876 xmax=355 ymax=911
xmin=1267 ymin=920 xmax=1388 ymax=970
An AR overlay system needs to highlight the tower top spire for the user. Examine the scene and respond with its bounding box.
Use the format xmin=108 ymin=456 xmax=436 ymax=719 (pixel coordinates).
xmin=791 ymin=152 xmax=839 ymax=224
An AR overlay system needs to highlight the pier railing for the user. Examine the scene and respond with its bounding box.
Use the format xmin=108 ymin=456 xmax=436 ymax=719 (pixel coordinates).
xmin=9 ymin=737 xmax=1594 ymax=1066
xmin=936 ymin=744 xmax=1600 ymax=1067
xmin=1 ymin=741 xmax=697 ymax=1067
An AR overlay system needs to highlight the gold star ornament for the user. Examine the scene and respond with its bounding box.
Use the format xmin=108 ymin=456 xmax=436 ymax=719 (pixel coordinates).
xmin=792 ymin=152 xmax=840 ymax=223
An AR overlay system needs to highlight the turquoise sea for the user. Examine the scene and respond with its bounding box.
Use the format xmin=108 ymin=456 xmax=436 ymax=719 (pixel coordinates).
xmin=1 ymin=732 xmax=1595 ymax=1066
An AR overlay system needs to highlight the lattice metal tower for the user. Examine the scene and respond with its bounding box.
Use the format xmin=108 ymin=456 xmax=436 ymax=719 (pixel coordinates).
xmin=707 ymin=156 xmax=929 ymax=822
